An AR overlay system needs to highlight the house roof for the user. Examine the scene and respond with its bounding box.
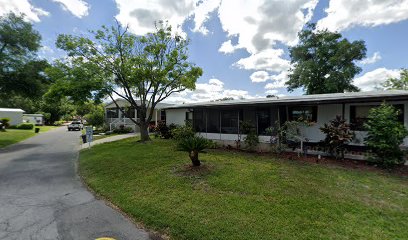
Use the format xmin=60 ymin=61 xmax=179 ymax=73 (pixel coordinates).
xmin=104 ymin=98 xmax=174 ymax=109
xmin=163 ymin=90 xmax=408 ymax=109
xmin=23 ymin=114 xmax=44 ymax=117
xmin=0 ymin=108 xmax=25 ymax=113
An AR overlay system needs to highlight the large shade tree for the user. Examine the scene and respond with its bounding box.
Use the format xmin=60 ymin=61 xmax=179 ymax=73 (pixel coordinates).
xmin=286 ymin=24 xmax=366 ymax=94
xmin=0 ymin=12 xmax=50 ymax=99
xmin=382 ymin=69 xmax=408 ymax=90
xmin=53 ymin=21 xmax=202 ymax=141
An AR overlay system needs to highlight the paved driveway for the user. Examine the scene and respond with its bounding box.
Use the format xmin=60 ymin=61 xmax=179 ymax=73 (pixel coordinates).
xmin=0 ymin=127 xmax=150 ymax=240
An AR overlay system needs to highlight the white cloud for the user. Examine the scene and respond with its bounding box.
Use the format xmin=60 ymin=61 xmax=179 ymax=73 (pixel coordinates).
xmin=353 ymin=68 xmax=401 ymax=91
xmin=265 ymin=89 xmax=278 ymax=95
xmin=217 ymin=0 xmax=318 ymax=54
xmin=191 ymin=0 xmax=220 ymax=35
xmin=317 ymin=0 xmax=408 ymax=32
xmin=164 ymin=78 xmax=256 ymax=103
xmin=219 ymin=40 xmax=238 ymax=54
xmin=40 ymin=45 xmax=54 ymax=54
xmin=264 ymin=70 xmax=290 ymax=90
xmin=234 ymin=49 xmax=290 ymax=72
xmin=113 ymin=0 xmax=316 ymax=84
xmin=360 ymin=52 xmax=381 ymax=65
xmin=38 ymin=45 xmax=55 ymax=59
xmin=115 ymin=0 xmax=196 ymax=36
xmin=52 ymin=0 xmax=90 ymax=18
xmin=114 ymin=0 xmax=222 ymax=36
xmin=215 ymin=0 xmax=317 ymax=87
xmin=250 ymin=71 xmax=270 ymax=83
xmin=0 ymin=0 xmax=49 ymax=22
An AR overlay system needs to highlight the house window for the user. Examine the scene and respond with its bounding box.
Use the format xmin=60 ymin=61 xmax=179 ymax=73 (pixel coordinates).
xmin=288 ymin=106 xmax=317 ymax=122
xmin=185 ymin=111 xmax=193 ymax=125
xmin=161 ymin=110 xmax=166 ymax=122
xmin=350 ymin=104 xmax=404 ymax=130
xmin=106 ymin=108 xmax=119 ymax=118
xmin=221 ymin=110 xmax=238 ymax=134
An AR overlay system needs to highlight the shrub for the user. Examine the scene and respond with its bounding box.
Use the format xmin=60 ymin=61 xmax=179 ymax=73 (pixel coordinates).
xmin=154 ymin=121 xmax=176 ymax=139
xmin=54 ymin=120 xmax=65 ymax=126
xmin=0 ymin=118 xmax=10 ymax=128
xmin=320 ymin=115 xmax=353 ymax=159
xmin=239 ymin=120 xmax=259 ymax=151
xmin=177 ymin=136 xmax=211 ymax=166
xmin=113 ymin=125 xmax=133 ymax=134
xmin=171 ymin=123 xmax=195 ymax=141
xmin=84 ymin=105 xmax=105 ymax=127
xmin=8 ymin=123 xmax=35 ymax=129
xmin=264 ymin=121 xmax=285 ymax=153
xmin=364 ymin=103 xmax=408 ymax=167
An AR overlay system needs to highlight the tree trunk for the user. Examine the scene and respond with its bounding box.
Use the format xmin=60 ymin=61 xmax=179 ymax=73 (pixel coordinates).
xmin=189 ymin=150 xmax=201 ymax=167
xmin=139 ymin=121 xmax=150 ymax=142
xmin=137 ymin=105 xmax=151 ymax=142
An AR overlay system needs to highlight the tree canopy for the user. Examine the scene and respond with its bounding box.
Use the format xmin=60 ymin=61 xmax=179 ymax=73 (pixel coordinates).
xmin=0 ymin=12 xmax=49 ymax=98
xmin=382 ymin=69 xmax=408 ymax=90
xmin=52 ymin=21 xmax=202 ymax=141
xmin=286 ymin=24 xmax=366 ymax=94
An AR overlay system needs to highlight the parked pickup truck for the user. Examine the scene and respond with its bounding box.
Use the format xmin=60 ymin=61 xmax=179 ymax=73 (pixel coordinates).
xmin=67 ymin=121 xmax=83 ymax=131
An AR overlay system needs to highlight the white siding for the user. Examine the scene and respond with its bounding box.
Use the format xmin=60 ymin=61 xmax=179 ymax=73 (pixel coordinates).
xmin=0 ymin=111 xmax=23 ymax=126
xmin=23 ymin=115 xmax=44 ymax=125
xmin=166 ymin=100 xmax=408 ymax=147
xmin=166 ymin=109 xmax=188 ymax=125
xmin=299 ymin=104 xmax=342 ymax=142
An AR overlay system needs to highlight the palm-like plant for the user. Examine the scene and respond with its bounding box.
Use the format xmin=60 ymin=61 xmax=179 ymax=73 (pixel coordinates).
xmin=177 ymin=136 xmax=210 ymax=166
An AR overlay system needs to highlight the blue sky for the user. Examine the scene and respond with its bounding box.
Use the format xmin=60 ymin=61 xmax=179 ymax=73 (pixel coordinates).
xmin=2 ymin=0 xmax=408 ymax=102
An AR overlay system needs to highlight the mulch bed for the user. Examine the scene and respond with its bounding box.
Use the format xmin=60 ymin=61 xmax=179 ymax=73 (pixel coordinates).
xmin=213 ymin=147 xmax=408 ymax=177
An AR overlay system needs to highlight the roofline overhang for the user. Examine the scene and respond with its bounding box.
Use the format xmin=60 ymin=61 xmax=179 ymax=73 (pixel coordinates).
xmin=163 ymin=94 xmax=408 ymax=110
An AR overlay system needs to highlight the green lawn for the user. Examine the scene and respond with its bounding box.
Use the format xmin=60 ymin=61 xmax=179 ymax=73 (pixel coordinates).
xmin=79 ymin=138 xmax=408 ymax=240
xmin=0 ymin=126 xmax=58 ymax=148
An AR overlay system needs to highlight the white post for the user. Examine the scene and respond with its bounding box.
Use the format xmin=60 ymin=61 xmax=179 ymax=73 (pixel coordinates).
xmin=155 ymin=109 xmax=158 ymax=125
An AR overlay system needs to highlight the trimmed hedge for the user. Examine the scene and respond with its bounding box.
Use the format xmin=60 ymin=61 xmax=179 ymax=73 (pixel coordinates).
xmin=9 ymin=123 xmax=34 ymax=130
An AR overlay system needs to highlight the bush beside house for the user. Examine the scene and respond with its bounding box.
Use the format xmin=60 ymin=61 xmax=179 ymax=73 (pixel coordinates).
xmin=320 ymin=115 xmax=353 ymax=159
xmin=364 ymin=103 xmax=408 ymax=167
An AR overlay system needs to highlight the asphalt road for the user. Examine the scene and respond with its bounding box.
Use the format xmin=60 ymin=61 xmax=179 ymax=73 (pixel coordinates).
xmin=0 ymin=127 xmax=150 ymax=240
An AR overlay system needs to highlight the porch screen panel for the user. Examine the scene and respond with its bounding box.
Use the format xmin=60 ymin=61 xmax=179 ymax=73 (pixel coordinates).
xmin=193 ymin=109 xmax=206 ymax=132
xmin=242 ymin=108 xmax=256 ymax=126
xmin=278 ymin=106 xmax=287 ymax=125
xmin=106 ymin=108 xmax=119 ymax=118
xmin=257 ymin=109 xmax=271 ymax=135
xmin=207 ymin=109 xmax=220 ymax=133
xmin=221 ymin=110 xmax=239 ymax=134
xmin=269 ymin=107 xmax=279 ymax=134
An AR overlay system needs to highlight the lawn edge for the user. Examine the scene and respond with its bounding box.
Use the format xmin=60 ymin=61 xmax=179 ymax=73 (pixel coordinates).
xmin=76 ymin=146 xmax=170 ymax=240
xmin=0 ymin=126 xmax=62 ymax=149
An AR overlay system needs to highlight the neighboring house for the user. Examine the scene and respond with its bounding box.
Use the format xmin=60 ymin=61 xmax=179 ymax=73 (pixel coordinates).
xmin=104 ymin=99 xmax=173 ymax=132
xmin=23 ymin=114 xmax=44 ymax=126
xmin=164 ymin=90 xmax=408 ymax=159
xmin=0 ymin=108 xmax=25 ymax=126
